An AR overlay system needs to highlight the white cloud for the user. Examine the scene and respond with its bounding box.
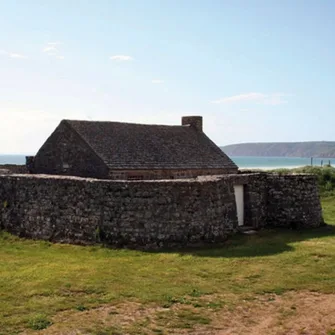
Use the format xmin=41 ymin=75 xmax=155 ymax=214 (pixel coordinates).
xmin=42 ymin=42 xmax=62 ymax=53
xmin=151 ymin=79 xmax=164 ymax=84
xmin=110 ymin=55 xmax=133 ymax=61
xmin=211 ymin=92 xmax=290 ymax=106
xmin=264 ymin=93 xmax=290 ymax=106
xmin=47 ymin=41 xmax=62 ymax=46
xmin=211 ymin=93 xmax=265 ymax=104
xmin=42 ymin=42 xmax=65 ymax=60
xmin=9 ymin=53 xmax=27 ymax=59
xmin=0 ymin=50 xmax=27 ymax=59
xmin=43 ymin=45 xmax=58 ymax=53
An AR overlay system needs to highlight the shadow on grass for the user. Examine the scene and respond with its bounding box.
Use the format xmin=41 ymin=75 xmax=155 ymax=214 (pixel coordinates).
xmin=143 ymin=224 xmax=335 ymax=258
xmin=2 ymin=224 xmax=335 ymax=259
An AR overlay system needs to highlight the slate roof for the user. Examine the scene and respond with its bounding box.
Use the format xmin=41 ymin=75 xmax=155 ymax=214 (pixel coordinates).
xmin=64 ymin=120 xmax=238 ymax=170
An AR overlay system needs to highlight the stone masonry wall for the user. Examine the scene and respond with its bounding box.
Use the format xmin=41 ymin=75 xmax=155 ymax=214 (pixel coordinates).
xmin=232 ymin=173 xmax=268 ymax=228
xmin=0 ymin=164 xmax=27 ymax=174
xmin=0 ymin=174 xmax=238 ymax=248
xmin=0 ymin=172 xmax=324 ymax=248
xmin=108 ymin=168 xmax=238 ymax=180
xmin=267 ymin=174 xmax=324 ymax=228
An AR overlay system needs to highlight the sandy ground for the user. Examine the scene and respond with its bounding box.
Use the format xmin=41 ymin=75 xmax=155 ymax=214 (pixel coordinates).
xmin=24 ymin=291 xmax=335 ymax=335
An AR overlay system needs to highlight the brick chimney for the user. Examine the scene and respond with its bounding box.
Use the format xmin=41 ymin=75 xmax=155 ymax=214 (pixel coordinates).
xmin=181 ymin=116 xmax=203 ymax=132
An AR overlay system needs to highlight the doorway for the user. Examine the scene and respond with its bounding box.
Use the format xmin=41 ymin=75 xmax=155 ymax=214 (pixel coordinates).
xmin=234 ymin=185 xmax=244 ymax=226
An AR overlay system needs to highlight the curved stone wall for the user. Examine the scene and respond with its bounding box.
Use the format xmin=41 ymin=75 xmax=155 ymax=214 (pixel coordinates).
xmin=267 ymin=174 xmax=324 ymax=228
xmin=0 ymin=174 xmax=238 ymax=248
xmin=0 ymin=172 xmax=324 ymax=249
xmin=0 ymin=164 xmax=27 ymax=174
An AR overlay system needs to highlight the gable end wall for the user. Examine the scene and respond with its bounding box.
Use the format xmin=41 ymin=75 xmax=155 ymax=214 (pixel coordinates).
xmin=32 ymin=122 xmax=109 ymax=178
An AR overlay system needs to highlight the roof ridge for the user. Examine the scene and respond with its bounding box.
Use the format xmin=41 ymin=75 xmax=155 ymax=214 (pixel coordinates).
xmin=64 ymin=119 xmax=187 ymax=128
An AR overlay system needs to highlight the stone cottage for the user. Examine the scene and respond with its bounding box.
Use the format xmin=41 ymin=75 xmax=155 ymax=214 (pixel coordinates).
xmin=27 ymin=116 xmax=238 ymax=180
xmin=0 ymin=115 xmax=324 ymax=248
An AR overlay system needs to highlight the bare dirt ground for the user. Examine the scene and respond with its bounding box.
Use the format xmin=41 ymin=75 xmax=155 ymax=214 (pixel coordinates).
xmin=212 ymin=291 xmax=335 ymax=335
xmin=24 ymin=291 xmax=335 ymax=335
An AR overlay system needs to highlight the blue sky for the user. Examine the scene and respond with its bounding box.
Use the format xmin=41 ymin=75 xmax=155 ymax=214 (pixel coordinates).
xmin=1 ymin=0 xmax=335 ymax=154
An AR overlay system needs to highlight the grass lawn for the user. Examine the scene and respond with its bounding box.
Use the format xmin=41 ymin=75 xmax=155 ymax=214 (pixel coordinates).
xmin=1 ymin=197 xmax=335 ymax=335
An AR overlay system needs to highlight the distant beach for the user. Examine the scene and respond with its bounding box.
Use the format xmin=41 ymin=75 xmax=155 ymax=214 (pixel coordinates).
xmin=0 ymin=154 xmax=334 ymax=170
xmin=231 ymin=156 xmax=334 ymax=170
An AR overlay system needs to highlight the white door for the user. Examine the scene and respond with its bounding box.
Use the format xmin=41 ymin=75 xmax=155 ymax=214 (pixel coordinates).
xmin=234 ymin=185 xmax=244 ymax=226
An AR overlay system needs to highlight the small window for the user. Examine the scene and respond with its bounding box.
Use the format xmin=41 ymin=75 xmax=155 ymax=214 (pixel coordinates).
xmin=62 ymin=163 xmax=70 ymax=172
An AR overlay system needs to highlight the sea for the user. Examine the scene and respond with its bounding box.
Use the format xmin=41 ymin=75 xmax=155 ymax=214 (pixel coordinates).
xmin=0 ymin=155 xmax=334 ymax=169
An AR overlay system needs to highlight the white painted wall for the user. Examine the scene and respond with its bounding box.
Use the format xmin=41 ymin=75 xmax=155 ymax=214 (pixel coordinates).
xmin=234 ymin=185 xmax=244 ymax=226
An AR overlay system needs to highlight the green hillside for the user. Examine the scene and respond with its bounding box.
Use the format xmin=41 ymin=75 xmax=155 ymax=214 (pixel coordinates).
xmin=221 ymin=141 xmax=335 ymax=158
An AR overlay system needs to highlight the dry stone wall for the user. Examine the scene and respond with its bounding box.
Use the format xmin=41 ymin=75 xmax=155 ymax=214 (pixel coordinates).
xmin=267 ymin=174 xmax=324 ymax=228
xmin=0 ymin=174 xmax=238 ymax=248
xmin=0 ymin=172 xmax=324 ymax=248
xmin=0 ymin=164 xmax=27 ymax=174
xmin=232 ymin=173 xmax=268 ymax=229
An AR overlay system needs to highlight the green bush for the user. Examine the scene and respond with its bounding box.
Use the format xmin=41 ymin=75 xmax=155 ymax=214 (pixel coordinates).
xmin=75 ymin=304 xmax=88 ymax=311
xmin=27 ymin=314 xmax=52 ymax=330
